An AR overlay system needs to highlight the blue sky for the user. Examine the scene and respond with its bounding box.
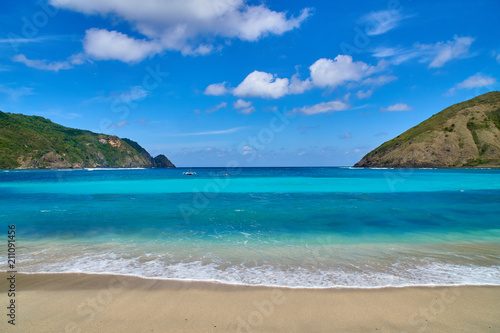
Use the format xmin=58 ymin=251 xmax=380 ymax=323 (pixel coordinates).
xmin=1 ymin=0 xmax=499 ymax=167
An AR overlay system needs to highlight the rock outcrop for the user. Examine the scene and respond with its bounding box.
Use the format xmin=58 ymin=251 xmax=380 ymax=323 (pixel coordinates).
xmin=153 ymin=154 xmax=175 ymax=168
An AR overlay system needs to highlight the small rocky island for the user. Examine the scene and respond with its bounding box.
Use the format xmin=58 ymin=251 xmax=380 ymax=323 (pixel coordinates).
xmin=0 ymin=110 xmax=175 ymax=169
xmin=354 ymin=91 xmax=500 ymax=168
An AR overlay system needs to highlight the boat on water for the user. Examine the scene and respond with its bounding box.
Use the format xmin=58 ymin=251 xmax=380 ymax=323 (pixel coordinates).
xmin=182 ymin=168 xmax=196 ymax=175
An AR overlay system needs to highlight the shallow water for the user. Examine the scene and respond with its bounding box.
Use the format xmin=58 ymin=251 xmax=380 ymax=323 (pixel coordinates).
xmin=2 ymin=167 xmax=500 ymax=288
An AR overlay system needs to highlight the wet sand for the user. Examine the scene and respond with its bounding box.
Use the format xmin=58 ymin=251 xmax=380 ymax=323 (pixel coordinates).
xmin=1 ymin=272 xmax=499 ymax=332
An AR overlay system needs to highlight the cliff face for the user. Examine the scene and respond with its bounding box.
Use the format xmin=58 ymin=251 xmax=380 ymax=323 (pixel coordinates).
xmin=354 ymin=91 xmax=500 ymax=168
xmin=0 ymin=111 xmax=175 ymax=169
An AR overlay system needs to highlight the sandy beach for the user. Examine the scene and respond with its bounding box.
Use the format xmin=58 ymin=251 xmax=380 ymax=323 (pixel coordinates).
xmin=1 ymin=273 xmax=499 ymax=332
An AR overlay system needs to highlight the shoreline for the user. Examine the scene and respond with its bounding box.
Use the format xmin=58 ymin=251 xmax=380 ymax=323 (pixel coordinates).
xmin=15 ymin=271 xmax=500 ymax=290
xmin=2 ymin=272 xmax=499 ymax=332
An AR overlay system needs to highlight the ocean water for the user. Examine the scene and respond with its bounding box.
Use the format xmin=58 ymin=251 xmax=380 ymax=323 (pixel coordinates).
xmin=1 ymin=167 xmax=500 ymax=288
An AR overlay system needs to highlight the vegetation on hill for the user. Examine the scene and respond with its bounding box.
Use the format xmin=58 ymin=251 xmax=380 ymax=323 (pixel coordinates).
xmin=354 ymin=91 xmax=500 ymax=168
xmin=0 ymin=111 xmax=175 ymax=169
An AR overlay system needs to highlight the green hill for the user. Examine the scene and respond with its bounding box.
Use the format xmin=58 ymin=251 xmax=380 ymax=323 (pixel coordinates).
xmin=354 ymin=91 xmax=500 ymax=168
xmin=0 ymin=111 xmax=175 ymax=169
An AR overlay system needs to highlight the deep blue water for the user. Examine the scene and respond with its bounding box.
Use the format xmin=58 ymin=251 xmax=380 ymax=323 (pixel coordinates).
xmin=1 ymin=167 xmax=500 ymax=287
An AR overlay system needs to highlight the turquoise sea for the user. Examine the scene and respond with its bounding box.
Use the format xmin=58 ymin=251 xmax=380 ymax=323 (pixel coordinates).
xmin=1 ymin=167 xmax=500 ymax=288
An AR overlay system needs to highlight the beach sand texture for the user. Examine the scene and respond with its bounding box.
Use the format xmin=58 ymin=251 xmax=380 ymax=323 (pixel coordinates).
xmin=1 ymin=273 xmax=499 ymax=332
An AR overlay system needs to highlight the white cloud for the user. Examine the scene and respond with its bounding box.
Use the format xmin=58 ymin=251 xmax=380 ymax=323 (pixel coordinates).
xmin=309 ymin=55 xmax=374 ymax=89
xmin=0 ymin=36 xmax=60 ymax=53
xmin=380 ymin=103 xmax=413 ymax=112
xmin=68 ymin=53 xmax=88 ymax=65
xmin=356 ymin=90 xmax=373 ymax=99
xmin=425 ymin=36 xmax=475 ymax=68
xmin=233 ymin=71 xmax=290 ymax=99
xmin=0 ymin=37 xmax=44 ymax=44
xmin=12 ymin=54 xmax=73 ymax=71
xmin=204 ymin=82 xmax=229 ymax=96
xmin=66 ymin=113 xmax=82 ymax=119
xmin=456 ymin=73 xmax=496 ymax=89
xmin=447 ymin=73 xmax=496 ymax=94
xmin=373 ymin=36 xmax=475 ymax=68
xmin=231 ymin=5 xmax=311 ymax=41
xmin=207 ymin=55 xmax=382 ymax=100
xmin=51 ymin=0 xmax=311 ymax=61
xmin=0 ymin=85 xmax=35 ymax=100
xmin=169 ymin=126 xmax=246 ymax=136
xmin=360 ymin=10 xmax=405 ymax=36
xmin=360 ymin=75 xmax=397 ymax=87
xmin=233 ymin=99 xmax=251 ymax=109
xmin=211 ymin=70 xmax=313 ymax=99
xmin=206 ymin=101 xmax=227 ymax=114
xmin=83 ymin=29 xmax=161 ymax=63
xmin=497 ymin=54 xmax=500 ymax=64
xmin=84 ymin=86 xmax=150 ymax=104
xmin=291 ymin=100 xmax=350 ymax=116
xmin=372 ymin=46 xmax=418 ymax=65
xmin=233 ymin=99 xmax=255 ymax=114
xmin=118 ymin=86 xmax=150 ymax=103
xmin=373 ymin=47 xmax=399 ymax=58
xmin=239 ymin=107 xmax=256 ymax=114
xmin=289 ymin=74 xmax=313 ymax=94
xmin=109 ymin=121 xmax=129 ymax=128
